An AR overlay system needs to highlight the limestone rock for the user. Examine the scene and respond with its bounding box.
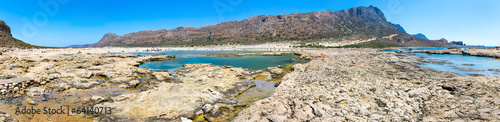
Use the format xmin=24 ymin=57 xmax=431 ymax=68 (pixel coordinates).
xmin=234 ymin=49 xmax=500 ymax=121
xmin=92 ymin=64 xmax=260 ymax=121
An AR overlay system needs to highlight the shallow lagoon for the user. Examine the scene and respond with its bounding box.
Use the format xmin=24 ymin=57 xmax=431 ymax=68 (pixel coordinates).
xmin=136 ymin=51 xmax=307 ymax=72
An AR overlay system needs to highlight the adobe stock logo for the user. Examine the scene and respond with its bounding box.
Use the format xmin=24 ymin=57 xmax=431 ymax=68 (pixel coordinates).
xmin=20 ymin=0 xmax=70 ymax=39
xmin=213 ymin=0 xmax=242 ymax=21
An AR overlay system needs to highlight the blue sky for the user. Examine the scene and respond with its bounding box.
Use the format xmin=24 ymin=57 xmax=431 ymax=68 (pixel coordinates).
xmin=0 ymin=0 xmax=499 ymax=47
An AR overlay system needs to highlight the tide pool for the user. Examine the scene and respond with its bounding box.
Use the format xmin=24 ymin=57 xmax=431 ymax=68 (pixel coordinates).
xmin=135 ymin=51 xmax=307 ymax=72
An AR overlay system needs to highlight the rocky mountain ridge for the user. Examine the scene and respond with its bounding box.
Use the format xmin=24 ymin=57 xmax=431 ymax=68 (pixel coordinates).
xmin=67 ymin=43 xmax=96 ymax=48
xmin=94 ymin=6 xmax=447 ymax=47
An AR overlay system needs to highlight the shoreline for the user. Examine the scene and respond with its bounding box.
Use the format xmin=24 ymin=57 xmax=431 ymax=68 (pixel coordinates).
xmin=234 ymin=49 xmax=500 ymax=121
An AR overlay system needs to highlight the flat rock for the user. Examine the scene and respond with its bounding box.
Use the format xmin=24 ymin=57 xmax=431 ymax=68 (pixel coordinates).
xmin=92 ymin=64 xmax=280 ymax=121
xmin=234 ymin=49 xmax=500 ymax=121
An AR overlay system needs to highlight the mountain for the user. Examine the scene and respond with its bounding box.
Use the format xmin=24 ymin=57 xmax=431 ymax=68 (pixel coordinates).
xmin=95 ymin=6 xmax=447 ymax=47
xmin=67 ymin=43 xmax=96 ymax=48
xmin=0 ymin=20 xmax=34 ymax=48
xmin=390 ymin=23 xmax=407 ymax=33
xmin=412 ymin=33 xmax=429 ymax=40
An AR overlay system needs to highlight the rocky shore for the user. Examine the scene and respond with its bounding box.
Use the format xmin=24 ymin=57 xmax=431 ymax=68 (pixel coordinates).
xmin=90 ymin=64 xmax=285 ymax=121
xmin=1 ymin=48 xmax=499 ymax=121
xmin=207 ymin=51 xmax=313 ymax=61
xmin=0 ymin=53 xmax=174 ymax=97
xmin=234 ymin=49 xmax=500 ymax=121
xmin=206 ymin=51 xmax=296 ymax=57
xmin=406 ymin=47 xmax=500 ymax=58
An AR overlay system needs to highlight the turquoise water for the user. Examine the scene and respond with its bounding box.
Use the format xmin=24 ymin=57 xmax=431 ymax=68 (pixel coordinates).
xmin=135 ymin=51 xmax=306 ymax=72
xmin=404 ymin=53 xmax=500 ymax=77
xmin=385 ymin=46 xmax=496 ymax=52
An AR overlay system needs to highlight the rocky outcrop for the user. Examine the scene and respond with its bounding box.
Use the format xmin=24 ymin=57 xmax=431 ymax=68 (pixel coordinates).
xmin=207 ymin=51 xmax=296 ymax=57
xmin=436 ymin=38 xmax=448 ymax=44
xmin=95 ymin=6 xmax=410 ymax=47
xmin=451 ymin=41 xmax=465 ymax=46
xmin=0 ymin=20 xmax=33 ymax=48
xmin=391 ymin=23 xmax=407 ymax=33
xmin=412 ymin=33 xmax=428 ymax=40
xmin=94 ymin=33 xmax=120 ymax=47
xmin=410 ymin=48 xmax=500 ymax=58
xmin=454 ymin=68 xmax=485 ymax=72
xmin=91 ymin=64 xmax=286 ymax=121
xmin=233 ymin=49 xmax=500 ymax=121
xmin=0 ymin=21 xmax=11 ymax=36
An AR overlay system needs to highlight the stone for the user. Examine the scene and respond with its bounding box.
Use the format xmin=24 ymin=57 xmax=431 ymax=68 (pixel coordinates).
xmin=469 ymin=74 xmax=485 ymax=77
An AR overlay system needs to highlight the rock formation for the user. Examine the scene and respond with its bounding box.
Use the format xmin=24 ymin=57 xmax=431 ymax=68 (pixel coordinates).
xmin=391 ymin=23 xmax=407 ymax=33
xmin=67 ymin=43 xmax=96 ymax=48
xmin=0 ymin=20 xmax=33 ymax=48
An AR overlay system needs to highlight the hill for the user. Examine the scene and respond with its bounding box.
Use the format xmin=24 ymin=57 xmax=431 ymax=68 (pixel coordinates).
xmin=0 ymin=20 xmax=35 ymax=48
xmin=67 ymin=43 xmax=96 ymax=48
xmin=94 ymin=6 xmax=447 ymax=47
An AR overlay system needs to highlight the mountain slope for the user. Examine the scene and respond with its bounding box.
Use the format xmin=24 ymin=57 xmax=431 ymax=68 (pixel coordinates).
xmin=67 ymin=43 xmax=96 ymax=48
xmin=0 ymin=20 xmax=34 ymax=48
xmin=95 ymin=6 xmax=445 ymax=47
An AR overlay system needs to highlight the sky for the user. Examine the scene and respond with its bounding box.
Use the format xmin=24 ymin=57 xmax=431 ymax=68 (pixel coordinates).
xmin=0 ymin=0 xmax=499 ymax=47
